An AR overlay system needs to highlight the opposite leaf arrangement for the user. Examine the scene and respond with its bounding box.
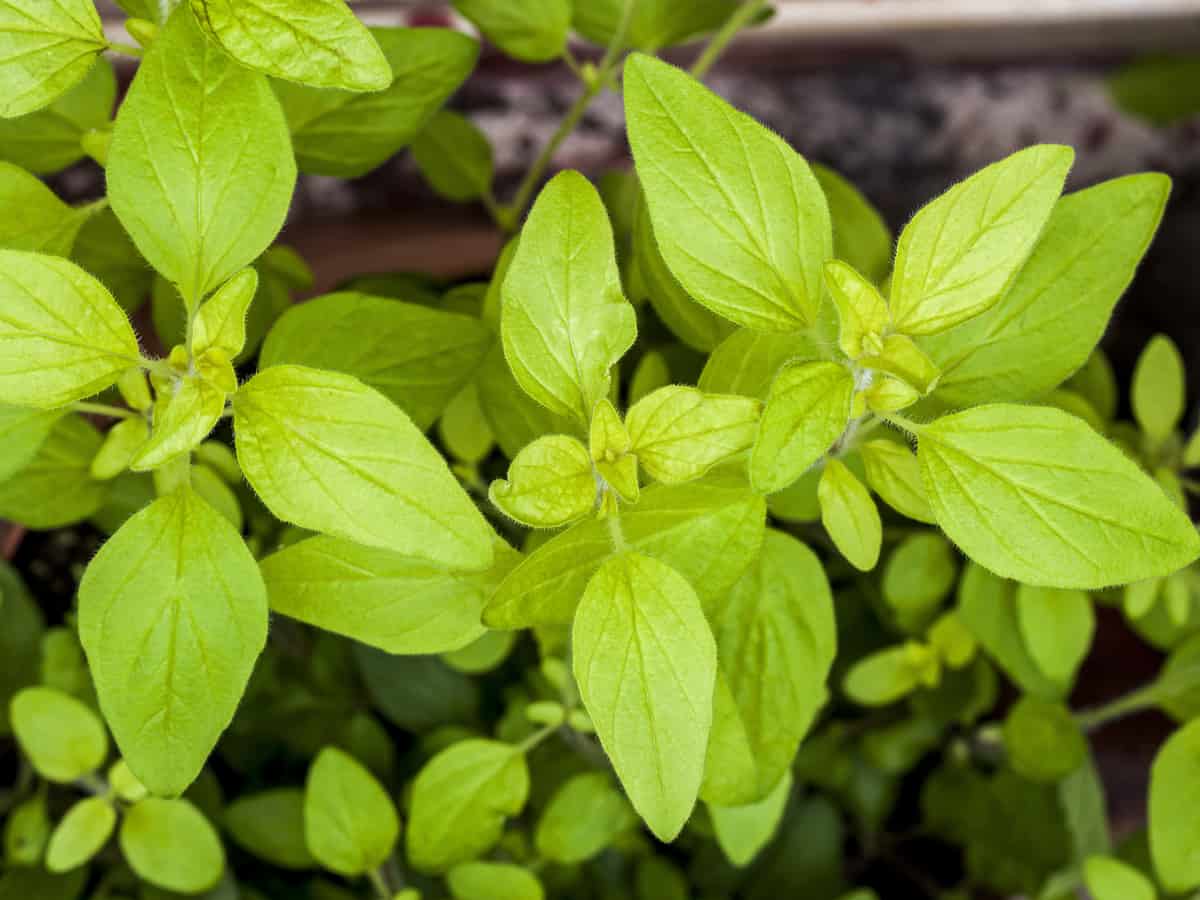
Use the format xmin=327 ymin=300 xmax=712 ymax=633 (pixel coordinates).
xmin=1 ymin=1 xmax=1199 ymax=899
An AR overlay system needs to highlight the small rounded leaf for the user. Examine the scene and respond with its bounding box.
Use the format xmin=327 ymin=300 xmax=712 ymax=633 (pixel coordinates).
xmin=447 ymin=861 xmax=544 ymax=900
xmin=10 ymin=687 xmax=107 ymax=783
xmin=226 ymin=788 xmax=314 ymax=870
xmin=305 ymin=748 xmax=399 ymax=876
xmin=119 ymin=798 xmax=225 ymax=894
xmin=46 ymin=798 xmax=116 ymax=873
xmin=1002 ymin=696 xmax=1086 ymax=783
xmin=1084 ymin=854 xmax=1156 ymax=900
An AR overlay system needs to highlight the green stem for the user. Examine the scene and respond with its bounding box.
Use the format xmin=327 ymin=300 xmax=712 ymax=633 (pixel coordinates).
xmin=1075 ymin=683 xmax=1161 ymax=732
xmin=367 ymin=868 xmax=391 ymax=900
xmin=517 ymin=722 xmax=560 ymax=754
xmin=73 ymin=401 xmax=136 ymax=420
xmin=107 ymin=40 xmax=143 ymax=58
xmin=690 ymin=0 xmax=770 ymax=79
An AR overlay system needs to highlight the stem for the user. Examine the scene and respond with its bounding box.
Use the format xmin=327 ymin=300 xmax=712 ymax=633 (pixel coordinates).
xmin=73 ymin=401 xmax=136 ymax=420
xmin=606 ymin=509 xmax=628 ymax=553
xmin=367 ymin=868 xmax=391 ymax=900
xmin=690 ymin=0 xmax=770 ymax=79
xmin=517 ymin=722 xmax=560 ymax=754
xmin=1075 ymin=683 xmax=1161 ymax=732
xmin=107 ymin=40 xmax=143 ymax=58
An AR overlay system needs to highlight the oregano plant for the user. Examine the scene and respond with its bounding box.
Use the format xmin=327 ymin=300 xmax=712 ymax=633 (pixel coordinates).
xmin=1 ymin=1 xmax=1198 ymax=898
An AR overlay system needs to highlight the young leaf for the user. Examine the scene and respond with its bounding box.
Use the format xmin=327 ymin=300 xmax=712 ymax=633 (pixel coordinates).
xmin=1133 ymin=334 xmax=1186 ymax=445
xmin=225 ymin=789 xmax=314 ymax=870
xmin=448 ymin=862 xmax=544 ymax=900
xmin=490 ymin=434 xmax=596 ymax=528
xmin=843 ymin=645 xmax=925 ymax=706
xmin=71 ymin=207 xmax=153 ymax=315
xmin=1150 ymin=719 xmax=1200 ymax=892
xmin=573 ymin=0 xmax=739 ymax=51
xmin=627 ymin=386 xmax=760 ymax=485
xmin=573 ymin=553 xmax=717 ymax=841
xmin=304 ymin=748 xmax=399 ymax=876
xmin=919 ymin=174 xmax=1170 ymax=407
xmin=45 ymin=798 xmax=115 ymax=873
xmin=819 ymin=459 xmax=882 ymax=571
xmin=882 ymin=533 xmax=956 ymax=633
xmin=10 ymin=687 xmax=107 ymax=783
xmin=234 ymin=365 xmax=495 ymax=570
xmin=625 ymin=54 xmax=831 ymax=330
xmin=131 ymin=376 xmax=226 ymax=471
xmin=0 ymin=404 xmax=61 ymax=482
xmin=534 ymin=772 xmax=635 ymax=864
xmin=192 ymin=268 xmax=259 ymax=359
xmin=191 ymin=0 xmax=391 ymax=91
xmin=119 ymin=798 xmax=224 ymax=894
xmin=703 ymin=531 xmax=834 ymax=806
xmin=813 ymin=163 xmax=893 ymax=285
xmin=0 ymin=415 xmax=108 ymax=528
xmin=502 ymin=170 xmax=637 ymax=424
xmin=1015 ymin=585 xmax=1094 ymax=691
xmin=77 ymin=488 xmax=268 ymax=797
xmin=90 ymin=417 xmax=149 ymax=480
xmin=708 ymin=771 xmax=792 ymax=867
xmin=485 ymin=473 xmax=765 ymax=628
xmin=0 ymin=250 xmax=139 ymax=408
xmin=276 ymin=27 xmax=479 ymax=178
xmin=823 ymin=260 xmax=889 ymax=359
xmin=407 ymin=739 xmax=529 ymax=872
xmin=1084 ymin=855 xmax=1156 ymax=900
xmin=0 ymin=163 xmax=99 ymax=255
xmin=451 ymin=0 xmax=569 ymax=62
xmin=107 ymin=7 xmax=296 ymax=306
xmin=1002 ymin=696 xmax=1086 ymax=783
xmin=918 ymin=404 xmax=1200 ymax=588
xmin=860 ymin=335 xmax=939 ymax=394
xmin=260 ymin=535 xmax=520 ymax=655
xmin=476 ymin=342 xmax=578 ymax=460
xmin=629 ymin=351 xmax=671 ymax=405
xmin=260 ymin=292 xmax=491 ymax=431
xmin=0 ymin=0 xmax=107 ymax=118
xmin=890 ymin=144 xmax=1074 ymax=335
xmin=412 ymin=110 xmax=494 ymax=202
xmin=750 ymin=361 xmax=854 ymax=494
xmin=698 ymin=328 xmax=822 ymax=400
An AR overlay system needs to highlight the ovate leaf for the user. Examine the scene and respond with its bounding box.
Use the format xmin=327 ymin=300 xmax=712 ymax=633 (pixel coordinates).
xmin=489 ymin=435 xmax=596 ymax=528
xmin=261 ymin=535 xmax=520 ymax=654
xmin=78 ymin=488 xmax=268 ymax=796
xmin=0 ymin=415 xmax=108 ymax=528
xmin=698 ymin=328 xmax=821 ymax=400
xmin=304 ymin=747 xmax=399 ymax=876
xmin=627 ymin=386 xmax=760 ymax=484
xmin=412 ymin=110 xmax=493 ymax=202
xmin=225 ymin=789 xmax=314 ymax=870
xmin=534 ymin=772 xmax=634 ymax=864
xmin=625 ymin=54 xmax=831 ymax=330
xmin=860 ymin=438 xmax=934 ymax=524
xmin=119 ymin=798 xmax=224 ymax=894
xmin=234 ymin=365 xmax=495 ymax=569
xmin=448 ymin=862 xmax=544 ymax=900
xmin=451 ymin=0 xmax=569 ymax=62
xmin=131 ymin=375 xmax=226 ymax=472
xmin=260 ymin=292 xmax=491 ymax=430
xmin=573 ymin=553 xmax=717 ymax=841
xmin=1133 ymin=334 xmax=1186 ymax=445
xmin=0 ymin=250 xmax=138 ymax=408
xmin=0 ymin=163 xmax=98 ymax=255
xmin=0 ymin=404 xmax=60 ymax=482
xmin=1002 ymin=696 xmax=1086 ymax=783
xmin=502 ymin=170 xmax=636 ymax=424
xmin=709 ymin=772 xmax=792 ymax=867
xmin=889 ymin=144 xmax=1073 ymax=335
xmin=1150 ymin=719 xmax=1200 ymax=891
xmin=819 ymin=459 xmax=881 ymax=571
xmin=1015 ymin=584 xmax=1094 ymax=691
xmin=108 ymin=7 xmax=295 ymax=305
xmin=1084 ymin=855 xmax=1156 ymax=900
xmin=191 ymin=0 xmax=391 ymax=91
xmin=750 ymin=361 xmax=854 ymax=494
xmin=407 ymin=739 xmax=529 ymax=872
xmin=918 ymin=404 xmax=1200 ymax=588
xmin=573 ymin=0 xmax=738 ymax=51
xmin=10 ymin=687 xmax=107 ymax=783
xmin=823 ymin=259 xmax=889 ymax=359
xmin=192 ymin=268 xmax=258 ymax=359
xmin=45 ymin=797 xmax=115 ymax=873
xmin=0 ymin=0 xmax=106 ymax=118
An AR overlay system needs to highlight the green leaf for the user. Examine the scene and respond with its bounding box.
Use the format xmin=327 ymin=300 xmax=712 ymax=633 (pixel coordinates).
xmin=1133 ymin=334 xmax=1186 ymax=445
xmin=234 ymin=365 xmax=495 ymax=569
xmin=627 ymin=386 xmax=760 ymax=485
xmin=0 ymin=404 xmax=61 ymax=482
xmin=0 ymin=250 xmax=139 ymax=408
xmin=45 ymin=798 xmax=115 ymax=873
xmin=813 ymin=163 xmax=892 ymax=284
xmin=917 ymin=404 xmax=1200 ymax=588
xmin=1002 ymin=696 xmax=1086 ymax=783
xmin=1015 ymin=585 xmax=1094 ymax=691
xmin=824 ymin=260 xmax=889 ymax=359
xmin=709 ymin=771 xmax=792 ymax=867
xmin=0 ymin=564 xmax=44 ymax=737
xmin=191 ymin=0 xmax=391 ymax=91
xmin=890 ymin=144 xmax=1074 ymax=335
xmin=77 ymin=487 xmax=268 ymax=797
xmin=276 ymin=27 xmax=479 ymax=178
xmin=261 ymin=535 xmax=520 ymax=654
xmin=629 ymin=351 xmax=671 ymax=405
xmin=119 ymin=798 xmax=224 ymax=894
xmin=860 ymin=335 xmax=940 ymax=394
xmin=1109 ymin=56 xmax=1200 ymax=126
xmin=412 ymin=110 xmax=493 ymax=202
xmin=1084 ymin=856 xmax=1155 ymax=900
xmin=0 ymin=58 xmax=115 ymax=175
xmin=858 ymin=438 xmax=933 ymax=523
xmin=452 ymin=0 xmax=568 ymax=62
xmin=132 ymin=375 xmax=227 ymax=472
xmin=440 ymin=384 xmax=495 ymax=464
xmin=0 ymin=415 xmax=108 ymax=529
xmin=1059 ymin=752 xmax=1111 ymax=861
xmin=225 ymin=789 xmax=314 ymax=870
xmin=90 ymin=417 xmax=149 ymax=480
xmin=625 ymin=54 xmax=831 ymax=330
xmin=843 ymin=645 xmax=926 ymax=706
xmin=476 ymin=342 xmax=577 ymax=460
xmin=882 ymin=533 xmax=956 ymax=633
xmin=4 ymin=790 xmax=50 ymax=865
xmin=10 ymin=687 xmax=107 ymax=783
xmin=919 ymin=174 xmax=1169 ymax=408
xmin=407 ymin=739 xmax=529 ymax=872
xmin=750 ymin=361 xmax=854 ymax=494
xmin=107 ymin=7 xmax=295 ymax=306
xmin=70 ymin=207 xmax=153 ymax=315
xmin=502 ymin=170 xmax=636 ymax=423
xmin=0 ymin=163 xmax=98 ymax=255
xmin=0 ymin=0 xmax=107 ymax=118
xmin=819 ymin=459 xmax=881 ymax=571
xmin=573 ymin=552 xmax=717 ymax=841
xmin=192 ymin=268 xmax=258 ymax=359
xmin=703 ymin=530 xmax=834 ymax=805
xmin=534 ymin=772 xmax=634 ymax=864
xmin=447 ymin=862 xmax=544 ymax=900
xmin=260 ymin=292 xmax=492 ymax=431
xmin=1150 ymin=718 xmax=1200 ymax=891
xmin=485 ymin=473 xmax=765 ymax=627
xmin=304 ymin=747 xmax=399 ymax=876
xmin=490 ymin=434 xmax=596 ymax=528
xmin=574 ymin=0 xmax=739 ymax=54
xmin=698 ymin=328 xmax=821 ymax=400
